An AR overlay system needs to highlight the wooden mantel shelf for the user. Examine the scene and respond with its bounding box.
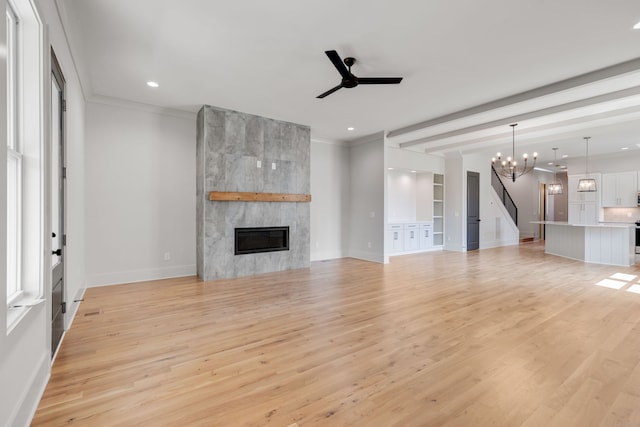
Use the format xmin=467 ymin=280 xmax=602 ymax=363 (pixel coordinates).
xmin=208 ymin=191 xmax=311 ymax=202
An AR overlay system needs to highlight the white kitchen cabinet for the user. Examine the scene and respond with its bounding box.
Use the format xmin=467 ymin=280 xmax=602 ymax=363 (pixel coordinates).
xmin=404 ymin=224 xmax=419 ymax=251
xmin=568 ymin=202 xmax=598 ymax=225
xmin=602 ymin=172 xmax=637 ymax=207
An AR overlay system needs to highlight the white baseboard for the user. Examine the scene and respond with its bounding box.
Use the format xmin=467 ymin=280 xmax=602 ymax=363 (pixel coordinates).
xmin=347 ymin=250 xmax=385 ymax=264
xmin=9 ymin=351 xmax=50 ymax=427
xmin=310 ymin=250 xmax=345 ymax=262
xmin=480 ymin=239 xmax=519 ymax=249
xmin=86 ymin=264 xmax=196 ymax=287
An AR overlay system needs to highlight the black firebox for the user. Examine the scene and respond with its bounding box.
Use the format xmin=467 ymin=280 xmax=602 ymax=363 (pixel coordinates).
xmin=234 ymin=227 xmax=290 ymax=255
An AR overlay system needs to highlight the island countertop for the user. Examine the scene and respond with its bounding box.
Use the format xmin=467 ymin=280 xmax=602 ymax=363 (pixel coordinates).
xmin=531 ymin=221 xmax=635 ymax=266
xmin=531 ymin=221 xmax=636 ymax=228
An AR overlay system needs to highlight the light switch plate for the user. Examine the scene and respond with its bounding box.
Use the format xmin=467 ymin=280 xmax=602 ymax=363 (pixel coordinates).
xmin=272 ymin=163 xmax=276 ymax=170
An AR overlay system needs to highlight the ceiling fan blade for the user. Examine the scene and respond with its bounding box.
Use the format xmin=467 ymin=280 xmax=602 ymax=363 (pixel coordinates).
xmin=325 ymin=50 xmax=351 ymax=79
xmin=358 ymin=77 xmax=403 ymax=85
xmin=316 ymin=84 xmax=344 ymax=99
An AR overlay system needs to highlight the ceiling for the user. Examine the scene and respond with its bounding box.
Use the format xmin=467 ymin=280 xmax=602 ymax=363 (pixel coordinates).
xmin=56 ymin=0 xmax=640 ymax=164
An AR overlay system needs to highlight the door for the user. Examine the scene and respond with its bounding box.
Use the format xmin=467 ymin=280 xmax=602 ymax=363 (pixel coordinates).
xmin=51 ymin=50 xmax=66 ymax=356
xmin=466 ymin=171 xmax=480 ymax=251
xmin=538 ymin=183 xmax=547 ymax=240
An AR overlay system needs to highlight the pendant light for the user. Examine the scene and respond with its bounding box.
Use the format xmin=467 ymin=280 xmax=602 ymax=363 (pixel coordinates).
xmin=547 ymin=148 xmax=563 ymax=195
xmin=577 ymin=137 xmax=597 ymax=192
xmin=491 ymin=123 xmax=537 ymax=182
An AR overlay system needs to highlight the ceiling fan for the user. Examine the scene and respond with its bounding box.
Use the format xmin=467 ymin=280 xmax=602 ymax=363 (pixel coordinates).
xmin=316 ymin=50 xmax=403 ymax=98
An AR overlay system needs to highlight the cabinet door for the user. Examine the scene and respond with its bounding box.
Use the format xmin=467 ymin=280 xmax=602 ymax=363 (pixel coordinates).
xmin=617 ymin=172 xmax=637 ymax=206
xmin=419 ymin=224 xmax=432 ymax=248
xmin=583 ymin=203 xmax=598 ymax=225
xmin=404 ymin=224 xmax=419 ymax=251
xmin=601 ymin=174 xmax=618 ymax=206
xmin=568 ymin=203 xmax=581 ymax=224
xmin=388 ymin=225 xmax=404 ymax=253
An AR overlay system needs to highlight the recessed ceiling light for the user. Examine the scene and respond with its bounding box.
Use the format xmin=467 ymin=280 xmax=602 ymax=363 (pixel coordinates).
xmin=562 ymin=154 xmax=568 ymax=158
xmin=146 ymin=81 xmax=159 ymax=88
xmin=634 ymin=21 xmax=640 ymax=30
xmin=347 ymin=127 xmax=355 ymax=131
xmin=560 ymin=165 xmax=567 ymax=169
xmin=621 ymin=147 xmax=629 ymax=150
xmin=547 ymin=162 xmax=553 ymax=165
xmin=388 ymin=167 xmax=394 ymax=170
xmin=411 ymin=170 xmax=417 ymax=173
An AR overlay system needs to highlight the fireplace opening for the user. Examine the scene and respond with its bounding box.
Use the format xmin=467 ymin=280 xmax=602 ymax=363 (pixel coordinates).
xmin=235 ymin=226 xmax=289 ymax=255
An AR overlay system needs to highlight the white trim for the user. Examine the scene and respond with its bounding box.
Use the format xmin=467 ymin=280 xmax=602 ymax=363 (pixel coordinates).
xmin=7 ymin=351 xmax=50 ymax=427
xmin=347 ymin=131 xmax=386 ymax=148
xmin=310 ymin=137 xmax=348 ymax=147
xmin=88 ymin=94 xmax=197 ymax=120
xmin=347 ymin=250 xmax=385 ymax=264
xmin=52 ymin=0 xmax=87 ymax=100
xmin=86 ymin=264 xmax=197 ymax=287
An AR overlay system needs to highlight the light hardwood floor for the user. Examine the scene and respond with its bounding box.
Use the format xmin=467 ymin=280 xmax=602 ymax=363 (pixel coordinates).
xmin=33 ymin=243 xmax=640 ymax=426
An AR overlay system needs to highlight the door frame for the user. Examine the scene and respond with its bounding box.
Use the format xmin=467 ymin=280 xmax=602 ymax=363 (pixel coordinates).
xmin=51 ymin=48 xmax=67 ymax=357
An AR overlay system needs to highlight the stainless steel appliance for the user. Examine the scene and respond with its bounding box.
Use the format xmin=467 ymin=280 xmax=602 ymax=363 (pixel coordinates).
xmin=636 ymin=220 xmax=640 ymax=254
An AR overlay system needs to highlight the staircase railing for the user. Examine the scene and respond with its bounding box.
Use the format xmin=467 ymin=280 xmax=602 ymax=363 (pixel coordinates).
xmin=491 ymin=166 xmax=518 ymax=226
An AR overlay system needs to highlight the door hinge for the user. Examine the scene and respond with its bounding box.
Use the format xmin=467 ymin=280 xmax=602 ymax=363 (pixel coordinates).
xmin=63 ymin=234 xmax=67 ymax=246
xmin=61 ymin=302 xmax=67 ymax=314
xmin=62 ymin=99 xmax=67 ymax=112
xmin=63 ymin=167 xmax=67 ymax=179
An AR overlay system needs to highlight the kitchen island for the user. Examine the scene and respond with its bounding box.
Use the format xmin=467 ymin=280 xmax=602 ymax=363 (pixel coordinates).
xmin=532 ymin=221 xmax=636 ymax=267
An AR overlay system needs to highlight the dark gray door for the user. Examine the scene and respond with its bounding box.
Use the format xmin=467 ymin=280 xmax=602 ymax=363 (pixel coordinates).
xmin=51 ymin=50 xmax=66 ymax=356
xmin=467 ymin=171 xmax=480 ymax=251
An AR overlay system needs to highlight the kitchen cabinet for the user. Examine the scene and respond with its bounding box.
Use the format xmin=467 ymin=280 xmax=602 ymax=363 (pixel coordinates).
xmin=568 ymin=202 xmax=598 ymax=225
xmin=567 ymin=173 xmax=601 ymax=225
xmin=602 ymin=172 xmax=637 ymax=207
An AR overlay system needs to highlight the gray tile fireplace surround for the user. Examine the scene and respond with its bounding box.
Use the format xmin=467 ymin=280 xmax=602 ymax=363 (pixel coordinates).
xmin=196 ymin=105 xmax=310 ymax=280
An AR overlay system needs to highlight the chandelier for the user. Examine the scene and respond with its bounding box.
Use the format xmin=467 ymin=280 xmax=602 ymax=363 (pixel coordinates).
xmin=547 ymin=147 xmax=563 ymax=195
xmin=491 ymin=124 xmax=537 ymax=182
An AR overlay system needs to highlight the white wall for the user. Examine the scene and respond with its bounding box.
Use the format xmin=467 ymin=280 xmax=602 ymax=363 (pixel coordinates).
xmin=567 ymin=150 xmax=640 ymax=175
xmin=444 ymin=152 xmax=464 ymax=251
xmin=387 ymin=170 xmax=417 ymax=222
xmin=85 ymin=100 xmax=196 ymax=286
xmin=501 ymin=169 xmax=554 ymax=238
xmin=349 ymin=133 xmax=385 ymax=263
xmin=310 ymin=140 xmax=349 ymax=261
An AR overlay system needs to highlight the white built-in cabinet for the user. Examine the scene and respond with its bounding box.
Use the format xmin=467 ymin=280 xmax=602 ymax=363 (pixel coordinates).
xmin=386 ymin=222 xmax=433 ymax=254
xmin=567 ymin=173 xmax=601 ymax=225
xmin=432 ymin=174 xmax=444 ymax=247
xmin=386 ymin=170 xmax=440 ymax=255
xmin=601 ymin=172 xmax=637 ymax=207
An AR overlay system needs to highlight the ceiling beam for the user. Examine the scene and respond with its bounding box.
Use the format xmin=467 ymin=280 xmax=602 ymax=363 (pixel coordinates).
xmin=387 ymin=57 xmax=640 ymax=139
xmin=398 ymin=85 xmax=640 ymax=149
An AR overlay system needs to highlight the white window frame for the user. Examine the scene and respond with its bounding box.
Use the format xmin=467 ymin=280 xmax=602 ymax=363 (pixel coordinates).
xmin=6 ymin=4 xmax=23 ymax=306
xmin=6 ymin=0 xmax=45 ymax=332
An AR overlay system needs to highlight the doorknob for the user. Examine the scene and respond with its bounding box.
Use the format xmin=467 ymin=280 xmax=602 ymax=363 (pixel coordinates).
xmin=52 ymin=232 xmax=56 ymax=238
xmin=52 ymin=249 xmax=62 ymax=256
xmin=477 ymin=219 xmax=481 ymax=222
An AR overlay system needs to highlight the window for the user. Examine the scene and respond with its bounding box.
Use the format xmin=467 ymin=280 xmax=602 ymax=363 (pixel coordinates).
xmin=6 ymin=5 xmax=22 ymax=305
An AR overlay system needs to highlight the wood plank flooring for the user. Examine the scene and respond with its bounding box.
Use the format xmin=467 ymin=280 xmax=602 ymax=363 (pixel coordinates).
xmin=33 ymin=243 xmax=640 ymax=426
